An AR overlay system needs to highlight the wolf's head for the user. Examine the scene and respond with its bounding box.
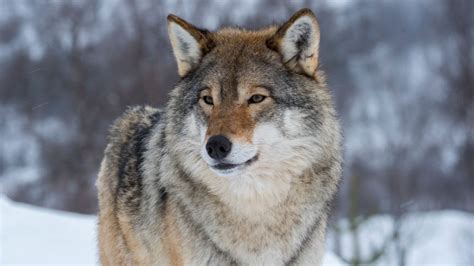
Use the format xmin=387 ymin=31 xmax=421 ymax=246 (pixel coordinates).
xmin=164 ymin=9 xmax=341 ymax=211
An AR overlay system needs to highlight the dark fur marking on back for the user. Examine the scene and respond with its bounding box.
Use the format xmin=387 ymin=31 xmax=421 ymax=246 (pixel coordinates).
xmin=116 ymin=108 xmax=161 ymax=215
xmin=159 ymin=187 xmax=168 ymax=202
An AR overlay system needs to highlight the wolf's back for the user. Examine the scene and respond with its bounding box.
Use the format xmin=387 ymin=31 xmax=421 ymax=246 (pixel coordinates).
xmin=96 ymin=105 xmax=161 ymax=265
xmin=98 ymin=105 xmax=161 ymax=206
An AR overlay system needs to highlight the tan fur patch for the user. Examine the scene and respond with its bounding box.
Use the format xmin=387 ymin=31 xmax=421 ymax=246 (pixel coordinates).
xmin=118 ymin=214 xmax=149 ymax=265
xmin=163 ymin=202 xmax=184 ymax=266
xmin=206 ymin=104 xmax=255 ymax=142
xmin=97 ymin=159 xmax=132 ymax=266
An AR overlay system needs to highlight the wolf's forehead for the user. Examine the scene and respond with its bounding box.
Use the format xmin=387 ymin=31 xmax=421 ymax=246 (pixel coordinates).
xmin=202 ymin=58 xmax=270 ymax=101
xmin=202 ymin=48 xmax=280 ymax=96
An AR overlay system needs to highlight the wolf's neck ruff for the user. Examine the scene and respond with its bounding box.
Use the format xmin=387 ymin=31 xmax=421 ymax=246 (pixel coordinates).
xmin=97 ymin=8 xmax=341 ymax=265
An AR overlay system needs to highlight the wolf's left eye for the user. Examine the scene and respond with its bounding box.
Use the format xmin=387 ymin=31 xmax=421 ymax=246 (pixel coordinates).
xmin=248 ymin=94 xmax=266 ymax=104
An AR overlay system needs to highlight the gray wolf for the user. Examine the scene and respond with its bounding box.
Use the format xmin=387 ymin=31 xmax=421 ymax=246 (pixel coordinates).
xmin=97 ymin=8 xmax=342 ymax=265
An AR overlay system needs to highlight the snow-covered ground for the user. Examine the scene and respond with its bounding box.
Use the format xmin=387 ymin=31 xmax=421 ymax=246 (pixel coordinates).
xmin=328 ymin=210 xmax=474 ymax=265
xmin=0 ymin=196 xmax=344 ymax=265
xmin=0 ymin=196 xmax=97 ymax=265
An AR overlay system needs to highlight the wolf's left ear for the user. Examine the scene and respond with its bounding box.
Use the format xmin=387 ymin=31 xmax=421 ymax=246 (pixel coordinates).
xmin=167 ymin=15 xmax=215 ymax=77
xmin=267 ymin=9 xmax=320 ymax=78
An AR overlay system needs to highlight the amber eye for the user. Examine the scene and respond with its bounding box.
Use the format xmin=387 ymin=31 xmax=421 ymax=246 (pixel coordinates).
xmin=202 ymin=95 xmax=214 ymax=105
xmin=248 ymin=94 xmax=266 ymax=104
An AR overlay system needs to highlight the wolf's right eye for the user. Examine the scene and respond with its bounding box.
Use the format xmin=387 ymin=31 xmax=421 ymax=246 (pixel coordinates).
xmin=202 ymin=95 xmax=214 ymax=105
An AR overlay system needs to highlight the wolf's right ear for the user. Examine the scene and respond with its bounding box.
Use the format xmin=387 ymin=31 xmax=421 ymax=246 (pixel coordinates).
xmin=167 ymin=15 xmax=215 ymax=77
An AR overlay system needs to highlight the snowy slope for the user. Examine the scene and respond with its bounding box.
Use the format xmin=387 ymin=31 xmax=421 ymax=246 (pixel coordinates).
xmin=0 ymin=196 xmax=344 ymax=265
xmin=0 ymin=196 xmax=97 ymax=265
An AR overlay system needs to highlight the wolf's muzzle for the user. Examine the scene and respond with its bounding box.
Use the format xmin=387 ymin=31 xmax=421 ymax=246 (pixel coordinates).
xmin=206 ymin=135 xmax=232 ymax=160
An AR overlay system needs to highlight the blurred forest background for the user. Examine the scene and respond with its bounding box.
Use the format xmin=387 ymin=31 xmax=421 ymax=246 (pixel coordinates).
xmin=0 ymin=0 xmax=473 ymax=264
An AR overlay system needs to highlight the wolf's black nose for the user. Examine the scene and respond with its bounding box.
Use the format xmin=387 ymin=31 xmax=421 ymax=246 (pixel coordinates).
xmin=206 ymin=135 xmax=232 ymax=160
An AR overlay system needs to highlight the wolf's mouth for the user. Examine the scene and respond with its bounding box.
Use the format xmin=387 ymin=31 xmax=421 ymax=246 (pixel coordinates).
xmin=210 ymin=155 xmax=258 ymax=171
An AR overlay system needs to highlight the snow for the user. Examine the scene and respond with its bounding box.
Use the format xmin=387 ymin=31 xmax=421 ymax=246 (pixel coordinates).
xmin=328 ymin=211 xmax=474 ymax=265
xmin=402 ymin=211 xmax=474 ymax=265
xmin=0 ymin=196 xmax=97 ymax=265
xmin=0 ymin=196 xmax=345 ymax=265
xmin=324 ymin=252 xmax=346 ymax=266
